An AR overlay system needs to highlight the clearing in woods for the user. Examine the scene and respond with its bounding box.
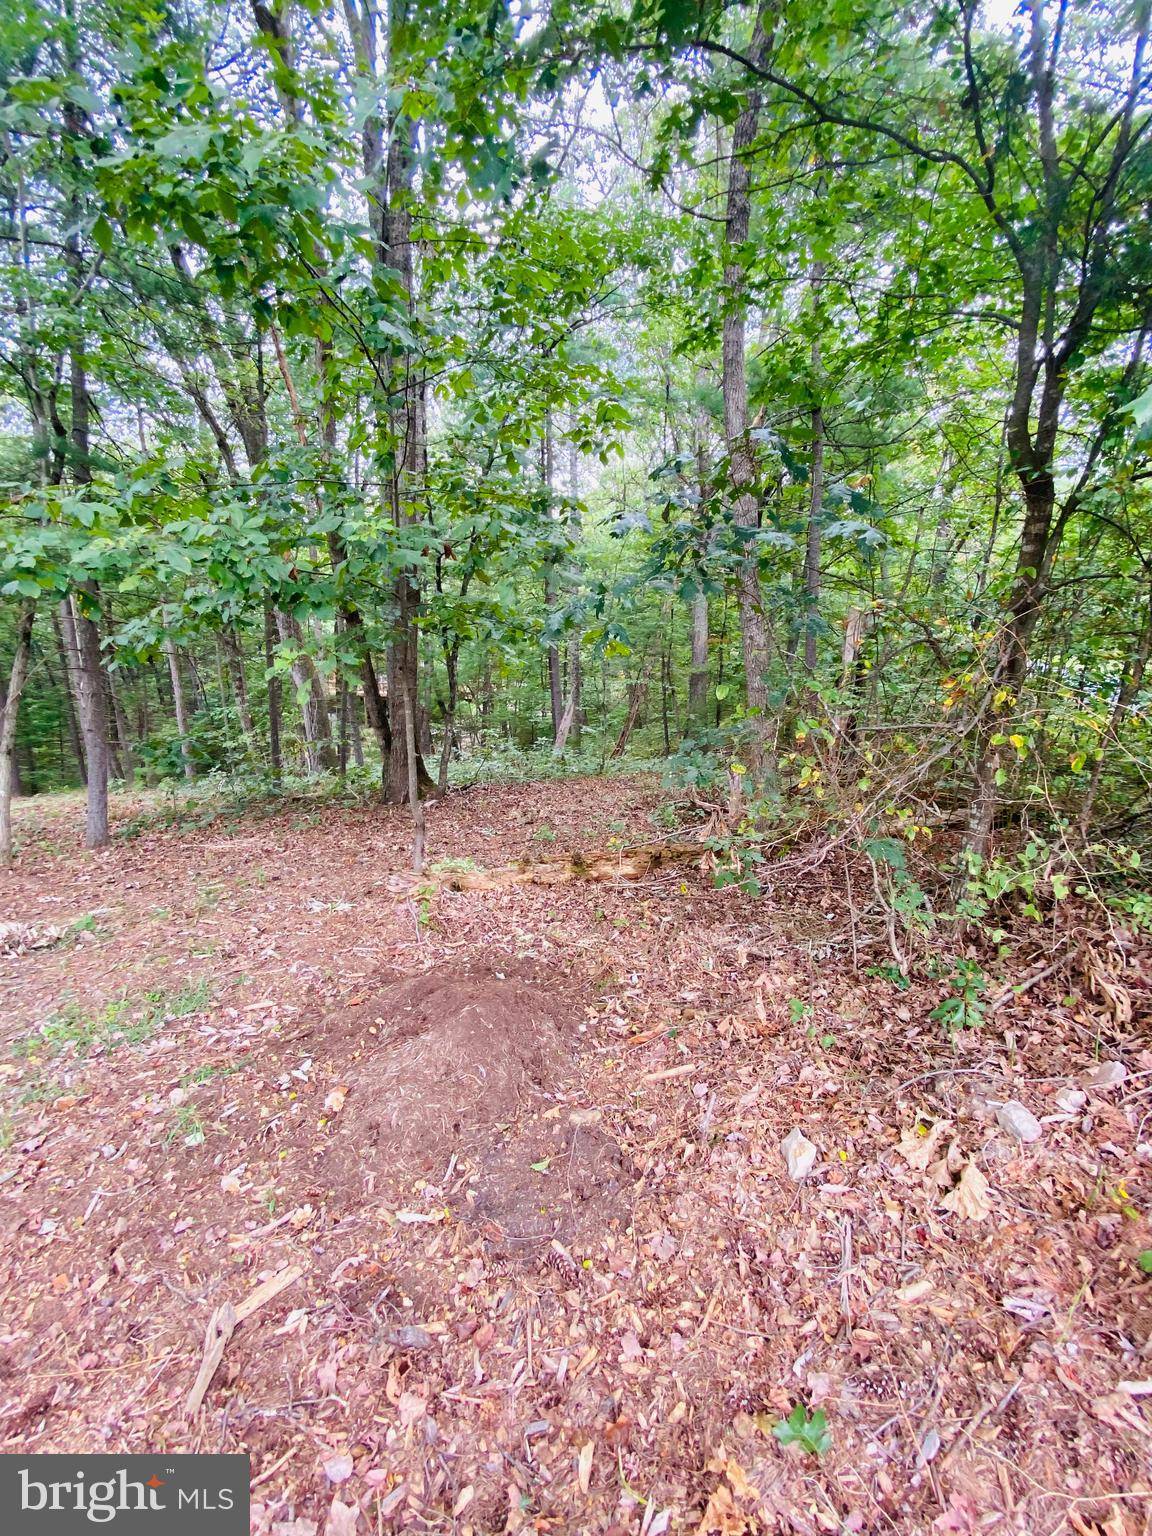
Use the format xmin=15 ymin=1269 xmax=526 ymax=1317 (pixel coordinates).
xmin=0 ymin=776 xmax=1149 ymax=1534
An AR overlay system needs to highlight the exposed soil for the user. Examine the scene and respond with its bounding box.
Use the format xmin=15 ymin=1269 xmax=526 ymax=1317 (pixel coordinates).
xmin=322 ymin=965 xmax=574 ymax=1192
xmin=0 ymin=776 xmax=1150 ymax=1536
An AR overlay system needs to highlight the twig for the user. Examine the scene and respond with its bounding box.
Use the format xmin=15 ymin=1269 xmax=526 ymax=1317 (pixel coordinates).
xmin=939 ymin=1377 xmax=1022 ymax=1470
xmin=250 ymin=1445 xmax=298 ymax=1490
xmin=988 ymin=946 xmax=1071 ymax=1014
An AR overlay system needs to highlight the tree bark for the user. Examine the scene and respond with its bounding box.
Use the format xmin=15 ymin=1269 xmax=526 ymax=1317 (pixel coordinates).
xmin=343 ymin=0 xmax=433 ymax=802
xmin=1077 ymin=590 xmax=1152 ymax=839
xmin=263 ymin=604 xmax=283 ymax=781
xmin=274 ymin=610 xmax=336 ymax=775
xmin=73 ymin=591 xmax=109 ymax=848
xmin=224 ymin=627 xmax=258 ymax=758
xmin=54 ymin=602 xmax=86 ymax=784
xmin=722 ymin=5 xmax=776 ymax=775
xmin=610 ymin=663 xmax=650 ymax=760
xmin=688 ymin=594 xmax=710 ymax=732
xmin=0 ymin=604 xmax=35 ymax=864
xmin=68 ymin=340 xmax=109 ymax=847
xmin=803 ymin=259 xmax=826 ymax=676
xmin=164 ymin=637 xmax=196 ymax=781
xmin=437 ymin=638 xmax=461 ymax=792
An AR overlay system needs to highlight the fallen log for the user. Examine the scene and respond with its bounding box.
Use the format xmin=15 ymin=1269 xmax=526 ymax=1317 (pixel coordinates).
xmin=436 ymin=841 xmax=705 ymax=891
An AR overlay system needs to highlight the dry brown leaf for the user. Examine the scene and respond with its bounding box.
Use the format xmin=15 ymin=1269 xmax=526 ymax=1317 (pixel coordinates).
xmin=576 ymin=1440 xmax=594 ymax=1495
xmin=323 ymin=1498 xmax=359 ymax=1536
xmin=939 ymin=1161 xmax=992 ymax=1221
xmin=897 ymin=1118 xmax=952 ymax=1170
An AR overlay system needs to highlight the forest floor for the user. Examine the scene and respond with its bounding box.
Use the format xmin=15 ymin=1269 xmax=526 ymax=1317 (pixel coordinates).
xmin=0 ymin=775 xmax=1150 ymax=1536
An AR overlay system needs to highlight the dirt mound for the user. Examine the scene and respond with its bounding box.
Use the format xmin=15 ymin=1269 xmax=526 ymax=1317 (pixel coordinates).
xmin=468 ymin=1114 xmax=633 ymax=1259
xmin=325 ymin=965 xmax=573 ymax=1191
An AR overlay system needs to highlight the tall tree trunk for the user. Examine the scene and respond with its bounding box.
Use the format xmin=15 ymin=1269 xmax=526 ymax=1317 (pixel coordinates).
xmin=722 ymin=6 xmax=775 ymax=776
xmin=832 ymin=607 xmax=869 ymax=762
xmin=69 ymin=344 xmax=109 ymax=847
xmin=437 ymin=639 xmax=461 ymax=793
xmin=553 ymin=638 xmax=580 ymax=757
xmin=224 ymin=627 xmax=258 ymax=757
xmin=543 ymin=413 xmax=565 ymax=739
xmin=1078 ymin=590 xmax=1152 ymax=838
xmin=106 ymin=667 xmax=131 ymax=782
xmin=401 ymin=673 xmax=425 ymax=872
xmin=350 ymin=693 xmax=364 ymax=768
xmin=54 ymin=602 xmax=86 ymax=784
xmin=337 ymin=671 xmax=350 ymax=776
xmin=610 ymin=663 xmax=650 ymax=760
xmin=803 ymin=259 xmax=826 ymax=676
xmin=342 ymin=0 xmax=433 ymax=802
xmin=164 ymin=636 xmax=196 ymax=781
xmin=569 ymin=435 xmax=584 ymax=747
xmin=263 ymin=604 xmax=282 ymax=782
xmin=0 ymin=676 xmax=24 ymax=802
xmin=961 ymin=475 xmax=1055 ymax=863
xmin=688 ymin=594 xmax=710 ymax=732
xmin=274 ymin=610 xmax=335 ymax=775
xmin=73 ymin=592 xmax=109 ymax=848
xmin=687 ymin=422 xmax=711 ymax=734
xmin=0 ymin=604 xmax=35 ymax=864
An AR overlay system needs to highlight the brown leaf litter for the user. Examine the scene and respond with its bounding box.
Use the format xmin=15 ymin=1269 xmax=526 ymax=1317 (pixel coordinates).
xmin=0 ymin=776 xmax=1150 ymax=1535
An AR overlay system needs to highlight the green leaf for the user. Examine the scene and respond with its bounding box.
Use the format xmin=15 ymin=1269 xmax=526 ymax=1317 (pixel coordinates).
xmin=91 ymin=213 xmax=114 ymax=254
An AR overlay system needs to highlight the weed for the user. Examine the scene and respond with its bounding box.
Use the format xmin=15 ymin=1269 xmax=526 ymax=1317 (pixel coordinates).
xmin=180 ymin=1062 xmax=236 ymax=1089
xmin=788 ymin=997 xmax=811 ymax=1026
xmin=0 ymin=1115 xmax=14 ymax=1151
xmin=429 ymin=856 xmax=481 ymax=874
xmin=930 ymin=958 xmax=987 ymax=1035
xmin=865 ymin=963 xmax=911 ymax=990
xmin=146 ymin=978 xmax=210 ymax=1020
xmin=167 ymin=1104 xmax=206 ymax=1147
xmin=18 ymin=1077 xmax=64 ymax=1107
xmin=532 ymin=824 xmax=557 ymax=843
xmin=771 ymin=1404 xmax=832 ymax=1456
xmin=66 ymin=913 xmax=108 ymax=942
xmin=17 ymin=979 xmax=210 ymax=1063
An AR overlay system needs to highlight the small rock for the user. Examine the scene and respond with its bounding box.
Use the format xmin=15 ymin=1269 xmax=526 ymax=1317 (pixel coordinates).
xmin=1084 ymin=1061 xmax=1127 ymax=1089
xmin=1054 ymin=1088 xmax=1087 ymax=1114
xmin=384 ymin=1325 xmax=435 ymax=1352
xmin=781 ymin=1126 xmax=818 ymax=1181
xmin=916 ymin=1427 xmax=942 ymax=1467
xmin=996 ymin=1101 xmax=1043 ymax=1142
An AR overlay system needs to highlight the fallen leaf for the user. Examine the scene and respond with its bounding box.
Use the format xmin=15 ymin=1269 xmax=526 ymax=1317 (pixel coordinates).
xmin=940 ymin=1161 xmax=992 ymax=1221
xmin=577 ymin=1440 xmax=594 ymax=1495
xmin=323 ymin=1497 xmax=359 ymax=1536
xmin=895 ymin=1279 xmax=934 ymax=1304
xmin=324 ymin=1086 xmax=348 ymax=1115
xmin=323 ymin=1453 xmax=354 ymax=1486
xmin=897 ymin=1118 xmax=952 ymax=1170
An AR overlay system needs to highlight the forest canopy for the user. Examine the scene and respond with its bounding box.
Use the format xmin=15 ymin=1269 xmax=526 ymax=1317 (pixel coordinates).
xmin=2 ymin=0 xmax=1152 ymax=910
